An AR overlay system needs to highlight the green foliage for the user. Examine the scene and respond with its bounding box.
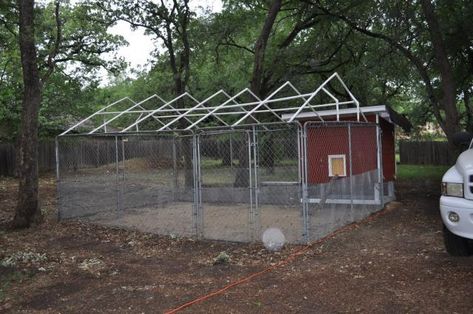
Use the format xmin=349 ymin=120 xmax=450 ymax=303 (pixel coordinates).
xmin=0 ymin=1 xmax=126 ymax=141
xmin=1 ymin=0 xmax=472 ymax=139
xmin=397 ymin=164 xmax=450 ymax=180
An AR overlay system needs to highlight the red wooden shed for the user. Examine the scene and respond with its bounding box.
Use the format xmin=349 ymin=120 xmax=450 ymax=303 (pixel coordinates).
xmin=283 ymin=105 xmax=410 ymax=204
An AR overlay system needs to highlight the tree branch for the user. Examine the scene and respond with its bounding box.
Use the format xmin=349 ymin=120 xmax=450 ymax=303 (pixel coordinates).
xmin=217 ymin=36 xmax=254 ymax=54
xmin=42 ymin=0 xmax=61 ymax=82
xmin=313 ymin=2 xmax=444 ymax=127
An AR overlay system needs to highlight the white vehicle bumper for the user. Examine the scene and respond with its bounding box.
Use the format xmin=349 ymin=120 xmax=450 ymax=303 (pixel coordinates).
xmin=440 ymin=196 xmax=473 ymax=240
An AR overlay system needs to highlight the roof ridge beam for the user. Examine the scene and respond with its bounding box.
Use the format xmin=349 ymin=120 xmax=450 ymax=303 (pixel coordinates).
xmin=232 ymin=81 xmax=296 ymax=127
xmin=184 ymin=88 xmax=259 ymax=130
xmin=156 ymin=90 xmax=229 ymax=132
xmin=122 ymin=92 xmax=198 ymax=133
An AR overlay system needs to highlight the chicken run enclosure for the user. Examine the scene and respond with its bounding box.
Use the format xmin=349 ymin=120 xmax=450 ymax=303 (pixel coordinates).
xmin=57 ymin=73 xmax=397 ymax=243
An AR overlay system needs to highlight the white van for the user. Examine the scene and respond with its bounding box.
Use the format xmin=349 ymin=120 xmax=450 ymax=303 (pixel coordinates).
xmin=440 ymin=135 xmax=473 ymax=256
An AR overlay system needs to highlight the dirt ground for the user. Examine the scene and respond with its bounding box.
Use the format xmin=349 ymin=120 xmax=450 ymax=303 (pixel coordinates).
xmin=1 ymin=175 xmax=472 ymax=313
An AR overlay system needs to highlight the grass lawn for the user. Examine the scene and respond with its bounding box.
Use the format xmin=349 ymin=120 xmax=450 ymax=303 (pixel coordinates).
xmin=397 ymin=164 xmax=451 ymax=181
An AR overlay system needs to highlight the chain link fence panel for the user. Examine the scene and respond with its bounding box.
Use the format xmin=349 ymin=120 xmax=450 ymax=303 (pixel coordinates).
xmin=116 ymin=135 xmax=195 ymax=237
xmin=304 ymin=122 xmax=383 ymax=242
xmin=57 ymin=121 xmax=385 ymax=244
xmin=58 ymin=136 xmax=121 ymax=220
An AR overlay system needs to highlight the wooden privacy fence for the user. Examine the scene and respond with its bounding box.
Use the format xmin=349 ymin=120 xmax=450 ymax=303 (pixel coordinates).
xmin=0 ymin=137 xmax=229 ymax=177
xmin=0 ymin=141 xmax=56 ymax=177
xmin=399 ymin=140 xmax=457 ymax=165
xmin=1 ymin=139 xmax=457 ymax=175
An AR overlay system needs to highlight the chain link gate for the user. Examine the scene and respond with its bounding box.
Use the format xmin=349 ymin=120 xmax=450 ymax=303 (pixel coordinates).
xmin=253 ymin=125 xmax=304 ymax=243
xmin=193 ymin=124 xmax=303 ymax=243
xmin=118 ymin=134 xmax=195 ymax=237
xmin=196 ymin=130 xmax=254 ymax=242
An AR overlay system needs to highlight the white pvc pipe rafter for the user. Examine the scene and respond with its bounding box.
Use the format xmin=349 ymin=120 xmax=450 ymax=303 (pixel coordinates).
xmin=154 ymin=90 xmax=231 ymax=132
xmin=60 ymin=72 xmax=362 ymax=136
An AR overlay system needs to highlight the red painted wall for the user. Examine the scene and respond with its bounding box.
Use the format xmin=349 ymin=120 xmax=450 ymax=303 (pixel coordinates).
xmin=305 ymin=114 xmax=396 ymax=184
xmin=307 ymin=125 xmax=377 ymax=184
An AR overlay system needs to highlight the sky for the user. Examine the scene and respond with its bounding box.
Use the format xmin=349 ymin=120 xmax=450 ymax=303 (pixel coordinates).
xmin=105 ymin=0 xmax=223 ymax=77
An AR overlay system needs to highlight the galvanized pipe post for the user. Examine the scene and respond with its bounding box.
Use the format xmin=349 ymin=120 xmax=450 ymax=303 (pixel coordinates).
xmin=55 ymin=137 xmax=61 ymax=221
xmin=191 ymin=133 xmax=203 ymax=239
xmin=302 ymin=123 xmax=310 ymax=243
xmin=191 ymin=134 xmax=200 ymax=238
xmin=375 ymin=115 xmax=384 ymax=206
xmin=248 ymin=131 xmax=254 ymax=241
xmin=115 ymin=136 xmax=121 ymax=213
xmin=348 ymin=124 xmax=354 ymax=217
xmin=121 ymin=137 xmax=126 ymax=187
xmin=230 ymin=133 xmax=234 ymax=170
xmin=192 ymin=134 xmax=197 ymax=237
xmin=197 ymin=134 xmax=203 ymax=238
xmin=252 ymin=126 xmax=260 ymax=242
xmin=172 ymin=137 xmax=178 ymax=192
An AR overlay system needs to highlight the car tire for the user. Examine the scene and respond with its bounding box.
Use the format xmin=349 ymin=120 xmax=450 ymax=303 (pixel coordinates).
xmin=443 ymin=225 xmax=471 ymax=256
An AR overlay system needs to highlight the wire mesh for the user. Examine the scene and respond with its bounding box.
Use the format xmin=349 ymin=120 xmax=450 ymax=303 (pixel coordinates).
xmin=57 ymin=134 xmax=196 ymax=237
xmin=303 ymin=122 xmax=383 ymax=241
xmin=57 ymin=120 xmax=386 ymax=244
xmin=118 ymin=135 xmax=195 ymax=237
xmin=198 ymin=131 xmax=252 ymax=242
xmin=58 ymin=136 xmax=120 ymax=220
xmin=254 ymin=125 xmax=303 ymax=243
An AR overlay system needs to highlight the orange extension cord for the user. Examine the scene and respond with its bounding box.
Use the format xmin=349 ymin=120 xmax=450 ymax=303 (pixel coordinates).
xmin=165 ymin=206 xmax=393 ymax=314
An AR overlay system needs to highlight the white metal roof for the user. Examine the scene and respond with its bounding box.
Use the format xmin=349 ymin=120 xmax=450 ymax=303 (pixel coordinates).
xmin=60 ymin=72 xmax=362 ymax=136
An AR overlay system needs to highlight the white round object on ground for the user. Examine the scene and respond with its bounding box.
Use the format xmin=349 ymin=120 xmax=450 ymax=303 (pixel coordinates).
xmin=262 ymin=228 xmax=286 ymax=251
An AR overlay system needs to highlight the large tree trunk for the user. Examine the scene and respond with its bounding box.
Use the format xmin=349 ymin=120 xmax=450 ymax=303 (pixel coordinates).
xmin=175 ymin=78 xmax=194 ymax=188
xmin=164 ymin=3 xmax=193 ymax=188
xmin=12 ymin=0 xmax=43 ymax=228
xmin=234 ymin=0 xmax=282 ymax=187
xmin=250 ymin=0 xmax=282 ymax=97
xmin=174 ymin=77 xmax=193 ymax=188
xmin=420 ymin=0 xmax=460 ymax=147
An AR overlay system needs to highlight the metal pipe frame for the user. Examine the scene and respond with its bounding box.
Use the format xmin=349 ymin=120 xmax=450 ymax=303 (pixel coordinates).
xmin=60 ymin=73 xmax=362 ymax=136
xmin=122 ymin=92 xmax=200 ymax=133
xmin=156 ymin=90 xmax=232 ymax=132
xmin=192 ymin=133 xmax=201 ymax=238
xmin=60 ymin=97 xmax=135 ymax=135
xmin=89 ymin=95 xmax=166 ymax=134
xmin=286 ymin=82 xmax=325 ymax=122
xmin=248 ymin=130 xmax=254 ymax=242
xmin=348 ymin=124 xmax=354 ymax=216
xmin=232 ymin=81 xmax=298 ymax=127
xmin=252 ymin=126 xmax=260 ymax=242
xmin=185 ymin=88 xmax=263 ymax=130
xmin=55 ymin=137 xmax=61 ymax=221
xmin=287 ymin=73 xmax=360 ymax=123
xmin=196 ymin=134 xmax=203 ymax=238
xmin=376 ymin=115 xmax=384 ymax=206
xmin=114 ymin=136 xmax=120 ymax=213
xmin=302 ymin=122 xmax=309 ymax=242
